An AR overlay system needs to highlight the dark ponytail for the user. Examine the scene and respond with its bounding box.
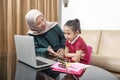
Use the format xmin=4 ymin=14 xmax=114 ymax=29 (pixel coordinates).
xmin=64 ymin=18 xmax=81 ymax=33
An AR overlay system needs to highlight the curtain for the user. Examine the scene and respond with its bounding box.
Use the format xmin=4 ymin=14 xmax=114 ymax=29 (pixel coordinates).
xmin=0 ymin=0 xmax=59 ymax=80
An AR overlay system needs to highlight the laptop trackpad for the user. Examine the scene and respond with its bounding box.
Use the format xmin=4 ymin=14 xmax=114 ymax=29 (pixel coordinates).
xmin=36 ymin=60 xmax=47 ymax=66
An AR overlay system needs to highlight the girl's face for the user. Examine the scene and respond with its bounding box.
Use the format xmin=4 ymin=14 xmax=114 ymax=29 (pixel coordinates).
xmin=63 ymin=26 xmax=78 ymax=42
xmin=35 ymin=15 xmax=46 ymax=31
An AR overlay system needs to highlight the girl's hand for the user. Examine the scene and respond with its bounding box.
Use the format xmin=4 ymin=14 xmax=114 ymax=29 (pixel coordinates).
xmin=72 ymin=50 xmax=85 ymax=62
xmin=81 ymin=51 xmax=85 ymax=59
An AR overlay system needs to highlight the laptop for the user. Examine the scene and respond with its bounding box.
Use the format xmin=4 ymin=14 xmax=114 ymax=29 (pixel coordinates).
xmin=14 ymin=35 xmax=57 ymax=69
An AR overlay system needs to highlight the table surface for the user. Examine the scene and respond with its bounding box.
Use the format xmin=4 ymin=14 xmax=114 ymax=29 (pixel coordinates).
xmin=15 ymin=61 xmax=119 ymax=80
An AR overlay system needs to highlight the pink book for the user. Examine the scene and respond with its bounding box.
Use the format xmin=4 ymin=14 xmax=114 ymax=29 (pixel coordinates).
xmin=51 ymin=62 xmax=90 ymax=75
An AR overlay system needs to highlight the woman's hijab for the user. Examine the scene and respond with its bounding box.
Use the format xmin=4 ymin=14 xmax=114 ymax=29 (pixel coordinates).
xmin=25 ymin=9 xmax=57 ymax=35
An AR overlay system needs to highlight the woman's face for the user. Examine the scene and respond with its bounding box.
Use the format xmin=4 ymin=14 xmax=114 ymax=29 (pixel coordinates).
xmin=63 ymin=26 xmax=77 ymax=42
xmin=35 ymin=15 xmax=46 ymax=31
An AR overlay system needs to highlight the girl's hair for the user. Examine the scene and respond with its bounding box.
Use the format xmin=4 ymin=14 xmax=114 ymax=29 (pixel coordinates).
xmin=64 ymin=19 xmax=81 ymax=33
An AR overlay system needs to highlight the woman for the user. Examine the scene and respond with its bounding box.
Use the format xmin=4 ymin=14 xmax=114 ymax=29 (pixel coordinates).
xmin=25 ymin=9 xmax=66 ymax=79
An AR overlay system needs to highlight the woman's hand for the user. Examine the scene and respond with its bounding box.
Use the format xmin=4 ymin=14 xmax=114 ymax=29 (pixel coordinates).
xmin=48 ymin=46 xmax=58 ymax=56
xmin=57 ymin=48 xmax=65 ymax=59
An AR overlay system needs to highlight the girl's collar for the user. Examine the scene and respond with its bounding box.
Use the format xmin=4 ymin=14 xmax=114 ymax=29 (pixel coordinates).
xmin=69 ymin=35 xmax=79 ymax=44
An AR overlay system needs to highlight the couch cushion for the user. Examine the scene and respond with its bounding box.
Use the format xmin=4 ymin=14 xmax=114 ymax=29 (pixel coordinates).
xmin=98 ymin=30 xmax=120 ymax=58
xmin=81 ymin=30 xmax=101 ymax=54
xmin=87 ymin=46 xmax=93 ymax=64
xmin=91 ymin=54 xmax=120 ymax=73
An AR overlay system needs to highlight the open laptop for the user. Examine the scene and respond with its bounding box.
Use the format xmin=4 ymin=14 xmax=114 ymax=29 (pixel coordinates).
xmin=14 ymin=35 xmax=57 ymax=69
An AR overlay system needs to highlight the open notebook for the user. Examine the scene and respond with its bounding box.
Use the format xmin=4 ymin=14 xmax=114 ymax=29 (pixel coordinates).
xmin=14 ymin=35 xmax=57 ymax=69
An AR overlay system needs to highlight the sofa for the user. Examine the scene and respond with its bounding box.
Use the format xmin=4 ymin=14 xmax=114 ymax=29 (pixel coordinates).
xmin=80 ymin=30 xmax=120 ymax=79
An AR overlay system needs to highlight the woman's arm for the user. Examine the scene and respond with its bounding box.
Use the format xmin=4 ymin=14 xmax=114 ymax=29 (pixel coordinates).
xmin=35 ymin=47 xmax=48 ymax=56
xmin=34 ymin=36 xmax=49 ymax=56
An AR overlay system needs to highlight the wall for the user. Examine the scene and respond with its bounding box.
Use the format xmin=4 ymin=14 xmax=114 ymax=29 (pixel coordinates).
xmin=59 ymin=0 xmax=120 ymax=30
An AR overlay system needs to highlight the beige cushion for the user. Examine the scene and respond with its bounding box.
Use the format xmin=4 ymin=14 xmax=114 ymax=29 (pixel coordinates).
xmin=91 ymin=54 xmax=120 ymax=73
xmin=81 ymin=30 xmax=101 ymax=54
xmin=98 ymin=30 xmax=120 ymax=58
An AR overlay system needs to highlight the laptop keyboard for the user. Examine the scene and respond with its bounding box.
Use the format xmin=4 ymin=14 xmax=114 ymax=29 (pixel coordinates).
xmin=36 ymin=60 xmax=47 ymax=66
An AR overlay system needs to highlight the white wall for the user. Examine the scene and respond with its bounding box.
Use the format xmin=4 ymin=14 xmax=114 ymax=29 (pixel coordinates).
xmin=59 ymin=0 xmax=120 ymax=30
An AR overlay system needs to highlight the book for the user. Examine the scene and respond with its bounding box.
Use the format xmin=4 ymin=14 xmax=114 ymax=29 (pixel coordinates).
xmin=51 ymin=62 xmax=90 ymax=75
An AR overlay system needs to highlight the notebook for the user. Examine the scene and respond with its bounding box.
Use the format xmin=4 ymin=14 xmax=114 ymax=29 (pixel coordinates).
xmin=51 ymin=62 xmax=90 ymax=75
xmin=14 ymin=35 xmax=57 ymax=69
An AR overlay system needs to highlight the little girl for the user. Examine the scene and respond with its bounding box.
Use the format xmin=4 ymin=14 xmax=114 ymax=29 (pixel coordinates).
xmin=63 ymin=19 xmax=90 ymax=80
